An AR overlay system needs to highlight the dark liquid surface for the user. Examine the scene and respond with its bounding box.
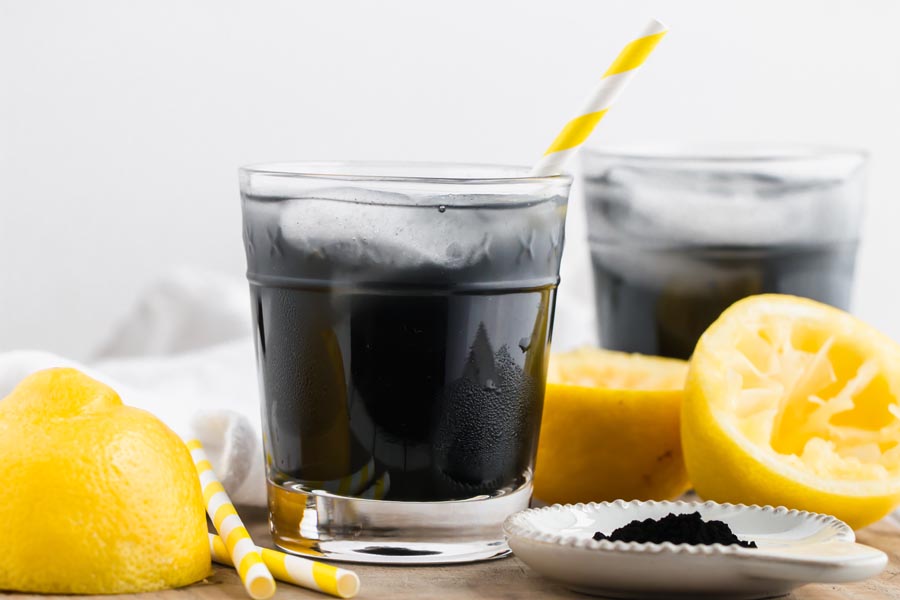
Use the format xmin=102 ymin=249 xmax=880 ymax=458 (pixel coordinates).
xmin=590 ymin=242 xmax=858 ymax=359
xmin=252 ymin=282 xmax=554 ymax=501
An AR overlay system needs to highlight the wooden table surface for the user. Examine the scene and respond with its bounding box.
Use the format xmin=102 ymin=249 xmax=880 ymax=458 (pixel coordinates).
xmin=6 ymin=505 xmax=900 ymax=599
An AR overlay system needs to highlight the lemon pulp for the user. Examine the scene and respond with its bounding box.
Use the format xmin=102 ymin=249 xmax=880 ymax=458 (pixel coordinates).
xmin=685 ymin=294 xmax=900 ymax=528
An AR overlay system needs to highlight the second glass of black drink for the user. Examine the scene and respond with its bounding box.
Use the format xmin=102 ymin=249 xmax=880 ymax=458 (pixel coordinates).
xmin=582 ymin=145 xmax=867 ymax=359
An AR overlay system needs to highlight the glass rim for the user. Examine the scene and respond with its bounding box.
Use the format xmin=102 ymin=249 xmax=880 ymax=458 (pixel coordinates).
xmin=581 ymin=142 xmax=868 ymax=164
xmin=239 ymin=160 xmax=573 ymax=185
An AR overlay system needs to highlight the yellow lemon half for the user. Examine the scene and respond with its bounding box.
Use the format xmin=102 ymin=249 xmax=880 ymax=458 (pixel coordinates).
xmin=534 ymin=348 xmax=690 ymax=504
xmin=0 ymin=368 xmax=210 ymax=594
xmin=684 ymin=294 xmax=900 ymax=529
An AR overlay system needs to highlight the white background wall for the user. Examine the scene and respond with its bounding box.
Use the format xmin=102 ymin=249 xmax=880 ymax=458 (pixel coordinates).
xmin=1 ymin=0 xmax=898 ymax=359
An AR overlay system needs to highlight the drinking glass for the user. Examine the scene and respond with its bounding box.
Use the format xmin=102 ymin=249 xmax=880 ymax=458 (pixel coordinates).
xmin=239 ymin=161 xmax=571 ymax=563
xmin=582 ymin=144 xmax=867 ymax=359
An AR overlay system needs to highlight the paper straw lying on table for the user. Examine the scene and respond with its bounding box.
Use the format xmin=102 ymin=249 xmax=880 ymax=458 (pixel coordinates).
xmin=531 ymin=18 xmax=668 ymax=177
xmin=186 ymin=439 xmax=276 ymax=600
xmin=209 ymin=534 xmax=361 ymax=599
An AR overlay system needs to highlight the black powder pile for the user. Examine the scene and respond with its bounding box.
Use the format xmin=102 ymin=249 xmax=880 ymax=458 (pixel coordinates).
xmin=593 ymin=512 xmax=757 ymax=548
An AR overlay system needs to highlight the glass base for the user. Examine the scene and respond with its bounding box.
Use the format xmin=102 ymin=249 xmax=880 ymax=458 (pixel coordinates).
xmin=267 ymin=476 xmax=532 ymax=564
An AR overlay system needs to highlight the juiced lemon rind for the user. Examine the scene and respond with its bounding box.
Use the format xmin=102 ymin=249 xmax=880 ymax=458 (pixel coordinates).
xmin=684 ymin=294 xmax=900 ymax=529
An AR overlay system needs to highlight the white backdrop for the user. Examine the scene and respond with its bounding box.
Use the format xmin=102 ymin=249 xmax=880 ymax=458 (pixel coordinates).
xmin=1 ymin=0 xmax=899 ymax=359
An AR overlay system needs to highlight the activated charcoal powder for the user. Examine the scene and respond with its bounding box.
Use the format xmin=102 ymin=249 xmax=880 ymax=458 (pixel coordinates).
xmin=593 ymin=512 xmax=757 ymax=548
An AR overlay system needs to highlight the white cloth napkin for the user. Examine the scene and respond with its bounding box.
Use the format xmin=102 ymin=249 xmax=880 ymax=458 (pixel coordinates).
xmin=0 ymin=269 xmax=267 ymax=506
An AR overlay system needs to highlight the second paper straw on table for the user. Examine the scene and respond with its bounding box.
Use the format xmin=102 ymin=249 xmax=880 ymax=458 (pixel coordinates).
xmin=209 ymin=534 xmax=360 ymax=599
xmin=187 ymin=439 xmax=276 ymax=600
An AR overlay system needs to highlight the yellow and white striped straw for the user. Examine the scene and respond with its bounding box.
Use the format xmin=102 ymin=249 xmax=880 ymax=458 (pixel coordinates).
xmin=531 ymin=18 xmax=668 ymax=177
xmin=305 ymin=458 xmax=376 ymax=496
xmin=304 ymin=459 xmax=391 ymax=499
xmin=186 ymin=439 xmax=276 ymax=600
xmin=209 ymin=534 xmax=361 ymax=599
xmin=358 ymin=471 xmax=390 ymax=500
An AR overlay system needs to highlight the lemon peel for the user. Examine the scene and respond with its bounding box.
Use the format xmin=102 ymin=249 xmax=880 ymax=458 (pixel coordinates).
xmin=684 ymin=294 xmax=900 ymax=529
xmin=534 ymin=348 xmax=690 ymax=504
xmin=0 ymin=368 xmax=210 ymax=593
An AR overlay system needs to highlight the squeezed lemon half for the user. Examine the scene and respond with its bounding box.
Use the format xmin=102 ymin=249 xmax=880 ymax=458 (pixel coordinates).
xmin=684 ymin=294 xmax=900 ymax=528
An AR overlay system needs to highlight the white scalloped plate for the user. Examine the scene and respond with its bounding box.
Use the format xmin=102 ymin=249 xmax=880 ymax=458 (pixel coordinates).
xmin=503 ymin=500 xmax=886 ymax=599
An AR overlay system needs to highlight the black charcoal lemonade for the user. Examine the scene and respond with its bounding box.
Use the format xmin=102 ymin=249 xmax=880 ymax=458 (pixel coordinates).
xmin=240 ymin=162 xmax=571 ymax=564
xmin=582 ymin=147 xmax=866 ymax=360
xmin=249 ymin=282 xmax=554 ymax=501
xmin=590 ymin=242 xmax=858 ymax=359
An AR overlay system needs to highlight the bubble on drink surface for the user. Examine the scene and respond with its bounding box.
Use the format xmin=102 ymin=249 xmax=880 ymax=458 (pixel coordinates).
xmin=518 ymin=336 xmax=532 ymax=353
